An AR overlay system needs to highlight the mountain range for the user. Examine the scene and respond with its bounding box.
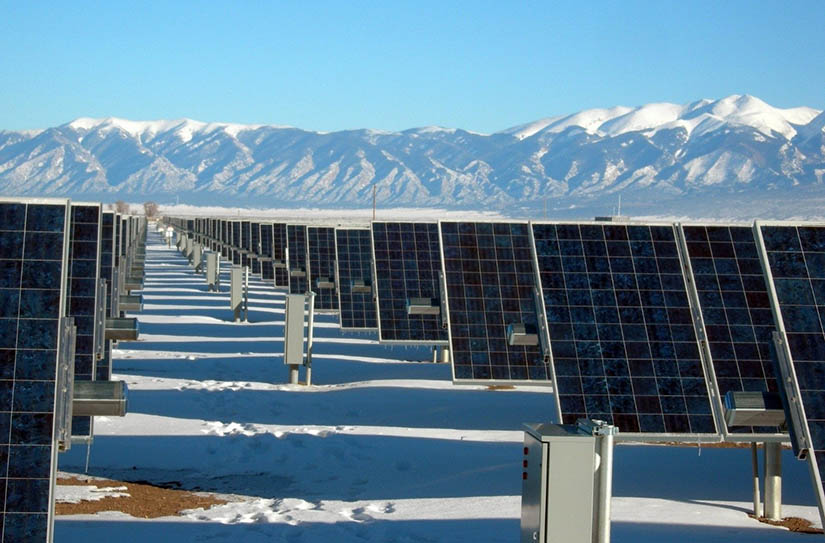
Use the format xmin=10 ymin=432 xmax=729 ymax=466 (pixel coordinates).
xmin=1 ymin=94 xmax=823 ymax=216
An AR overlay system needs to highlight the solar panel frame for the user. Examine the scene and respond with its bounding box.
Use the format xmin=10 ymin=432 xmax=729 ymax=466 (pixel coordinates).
xmin=371 ymin=221 xmax=449 ymax=345
xmin=335 ymin=227 xmax=378 ymax=331
xmin=287 ymin=224 xmax=309 ymax=294
xmin=677 ymin=222 xmax=786 ymax=442
xmin=0 ymin=197 xmax=71 ymax=542
xmin=440 ymin=220 xmax=551 ymax=385
xmin=97 ymin=211 xmax=116 ymax=381
xmin=532 ymin=220 xmax=721 ymax=442
xmin=754 ymin=220 xmax=825 ymax=522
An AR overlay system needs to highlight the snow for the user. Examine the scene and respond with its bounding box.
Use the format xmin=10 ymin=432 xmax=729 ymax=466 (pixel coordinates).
xmin=66 ymin=117 xmax=279 ymax=142
xmin=55 ymin=230 xmax=822 ymax=542
xmin=501 ymin=94 xmax=822 ymax=141
xmin=56 ymin=484 xmax=130 ymax=504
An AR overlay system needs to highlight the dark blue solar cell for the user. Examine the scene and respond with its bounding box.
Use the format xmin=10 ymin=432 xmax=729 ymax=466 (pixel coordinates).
xmin=0 ymin=203 xmax=26 ymax=228
xmin=799 ymin=227 xmax=825 ymax=252
xmin=18 ymin=290 xmax=60 ymax=319
xmin=0 ymin=231 xmax=24 ymax=259
xmin=25 ymin=204 xmax=65 ymax=232
xmin=10 ymin=413 xmax=54 ymax=445
xmin=16 ymin=319 xmax=58 ymax=350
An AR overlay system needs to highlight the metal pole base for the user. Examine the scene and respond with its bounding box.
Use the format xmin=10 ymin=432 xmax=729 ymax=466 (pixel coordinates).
xmin=288 ymin=365 xmax=300 ymax=385
xmin=764 ymin=442 xmax=782 ymax=520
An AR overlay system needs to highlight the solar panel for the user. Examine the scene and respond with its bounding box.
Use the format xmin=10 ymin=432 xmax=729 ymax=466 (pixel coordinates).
xmin=440 ymin=221 xmax=548 ymax=382
xmin=231 ymin=221 xmax=241 ymax=265
xmin=250 ymin=222 xmax=262 ymax=275
xmin=533 ymin=221 xmax=718 ymax=439
xmin=679 ymin=224 xmax=783 ymax=440
xmin=287 ymin=225 xmax=309 ymax=294
xmin=97 ymin=211 xmax=116 ymax=381
xmin=0 ymin=198 xmax=71 ymax=541
xmin=755 ymin=222 xmax=825 ymax=516
xmin=240 ymin=220 xmax=251 ymax=268
xmin=371 ymin=222 xmax=448 ymax=345
xmin=67 ymin=203 xmax=102 ymax=440
xmin=259 ymin=222 xmax=275 ymax=281
xmin=273 ymin=223 xmax=289 ymax=288
xmin=307 ymin=226 xmax=339 ymax=312
xmin=335 ymin=228 xmax=377 ymax=330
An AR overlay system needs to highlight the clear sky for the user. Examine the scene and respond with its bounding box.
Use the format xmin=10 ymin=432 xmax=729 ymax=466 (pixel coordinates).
xmin=1 ymin=1 xmax=823 ymax=133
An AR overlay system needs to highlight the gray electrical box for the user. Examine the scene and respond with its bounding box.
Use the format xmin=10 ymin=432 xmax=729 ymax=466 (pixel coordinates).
xmin=521 ymin=423 xmax=597 ymax=543
xmin=206 ymin=252 xmax=220 ymax=292
xmin=192 ymin=243 xmax=203 ymax=271
xmin=407 ymin=297 xmax=440 ymax=315
xmin=230 ymin=267 xmax=244 ymax=321
xmin=284 ymin=294 xmax=306 ymax=366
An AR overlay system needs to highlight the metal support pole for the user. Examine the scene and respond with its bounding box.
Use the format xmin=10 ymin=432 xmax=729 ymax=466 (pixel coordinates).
xmin=305 ymin=291 xmax=316 ymax=386
xmin=432 ymin=346 xmax=438 ymax=363
xmin=288 ymin=365 xmax=299 ymax=384
xmin=244 ymin=266 xmax=249 ymax=321
xmin=764 ymin=441 xmax=782 ymax=520
xmin=752 ymin=443 xmax=762 ymax=517
xmin=441 ymin=346 xmax=450 ymax=364
xmin=597 ymin=431 xmax=614 ymax=543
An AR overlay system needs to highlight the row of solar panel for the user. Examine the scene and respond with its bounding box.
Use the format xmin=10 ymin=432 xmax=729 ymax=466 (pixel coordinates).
xmin=171 ymin=219 xmax=811 ymax=441
xmin=166 ymin=215 xmax=825 ymax=534
xmin=0 ymin=198 xmax=147 ymax=543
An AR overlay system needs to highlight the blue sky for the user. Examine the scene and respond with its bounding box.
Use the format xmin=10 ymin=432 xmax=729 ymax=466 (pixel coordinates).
xmin=1 ymin=1 xmax=823 ymax=133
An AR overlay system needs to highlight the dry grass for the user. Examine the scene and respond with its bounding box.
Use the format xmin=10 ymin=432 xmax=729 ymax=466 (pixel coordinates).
xmin=56 ymin=476 xmax=228 ymax=518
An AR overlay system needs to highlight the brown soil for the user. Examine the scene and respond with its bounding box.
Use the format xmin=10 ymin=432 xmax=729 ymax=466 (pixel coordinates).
xmin=55 ymin=476 xmax=229 ymax=518
xmin=486 ymin=384 xmax=516 ymax=391
xmin=749 ymin=514 xmax=824 ymax=534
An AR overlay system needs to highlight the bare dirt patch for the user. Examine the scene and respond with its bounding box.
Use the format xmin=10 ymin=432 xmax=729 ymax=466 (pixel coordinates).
xmin=748 ymin=514 xmax=823 ymax=534
xmin=56 ymin=475 xmax=229 ymax=518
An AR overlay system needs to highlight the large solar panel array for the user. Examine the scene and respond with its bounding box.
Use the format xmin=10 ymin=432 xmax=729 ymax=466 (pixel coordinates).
xmin=0 ymin=198 xmax=71 ymax=541
xmin=287 ymin=225 xmax=309 ymax=294
xmin=371 ymin=222 xmax=448 ymax=344
xmin=533 ymin=222 xmax=717 ymax=438
xmin=307 ymin=226 xmax=339 ymax=312
xmin=335 ymin=228 xmax=377 ymax=330
xmin=756 ymin=222 xmax=825 ymax=513
xmin=680 ymin=224 xmax=782 ymax=439
xmin=67 ymin=204 xmax=102 ymax=440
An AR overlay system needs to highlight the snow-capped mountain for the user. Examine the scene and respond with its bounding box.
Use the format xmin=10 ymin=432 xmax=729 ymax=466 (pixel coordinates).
xmin=0 ymin=94 xmax=823 ymax=213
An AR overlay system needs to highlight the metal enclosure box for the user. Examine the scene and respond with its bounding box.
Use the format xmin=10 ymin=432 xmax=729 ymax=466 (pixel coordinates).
xmin=284 ymin=294 xmax=306 ymax=365
xmin=406 ymin=297 xmax=440 ymax=315
xmin=724 ymin=391 xmax=786 ymax=428
xmin=508 ymin=323 xmax=539 ymax=346
xmin=192 ymin=242 xmax=203 ymax=271
xmin=206 ymin=252 xmax=220 ymax=291
xmin=315 ymin=277 xmax=335 ymax=289
xmin=521 ymin=424 xmax=596 ymax=543
xmin=230 ymin=267 xmax=243 ymax=315
xmin=73 ymin=380 xmax=128 ymax=417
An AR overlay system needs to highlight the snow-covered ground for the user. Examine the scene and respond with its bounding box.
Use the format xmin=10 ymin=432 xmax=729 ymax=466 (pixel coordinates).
xmin=55 ymin=231 xmax=822 ymax=542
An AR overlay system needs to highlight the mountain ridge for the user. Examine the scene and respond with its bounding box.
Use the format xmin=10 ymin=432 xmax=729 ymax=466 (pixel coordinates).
xmin=1 ymin=94 xmax=823 ymax=213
